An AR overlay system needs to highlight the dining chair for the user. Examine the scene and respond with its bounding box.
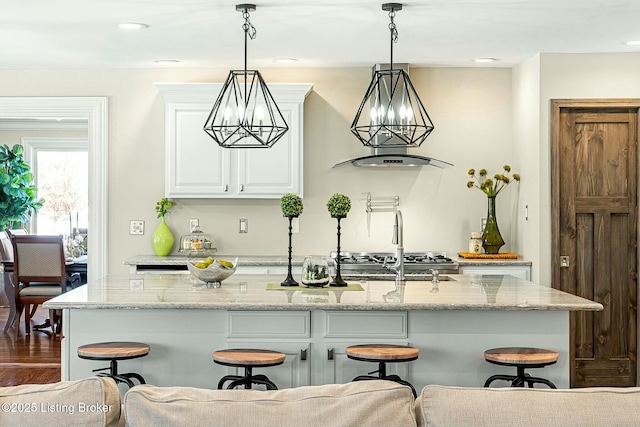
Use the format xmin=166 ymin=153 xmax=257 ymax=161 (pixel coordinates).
xmin=1 ymin=229 xmax=28 ymax=333
xmin=11 ymin=234 xmax=67 ymax=338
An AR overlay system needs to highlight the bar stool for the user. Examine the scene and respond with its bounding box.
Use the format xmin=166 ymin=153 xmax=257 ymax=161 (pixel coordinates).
xmin=346 ymin=344 xmax=419 ymax=398
xmin=213 ymin=348 xmax=285 ymax=390
xmin=484 ymin=347 xmax=558 ymax=388
xmin=77 ymin=342 xmax=150 ymax=388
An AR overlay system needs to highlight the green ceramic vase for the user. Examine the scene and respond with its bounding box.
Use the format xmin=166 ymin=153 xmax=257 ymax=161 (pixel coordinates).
xmin=482 ymin=196 xmax=505 ymax=254
xmin=152 ymin=216 xmax=174 ymax=257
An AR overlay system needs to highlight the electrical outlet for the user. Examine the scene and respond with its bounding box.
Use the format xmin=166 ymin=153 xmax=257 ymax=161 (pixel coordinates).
xmin=129 ymin=279 xmax=144 ymax=290
xmin=190 ymin=218 xmax=199 ymax=232
xmin=239 ymin=218 xmax=248 ymax=233
xmin=130 ymin=220 xmax=144 ymax=235
xmin=291 ymin=217 xmax=299 ymax=233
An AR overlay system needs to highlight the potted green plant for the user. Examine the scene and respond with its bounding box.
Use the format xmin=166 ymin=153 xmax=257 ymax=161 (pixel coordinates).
xmin=280 ymin=193 xmax=303 ymax=218
xmin=326 ymin=193 xmax=351 ymax=218
xmin=280 ymin=193 xmax=303 ymax=286
xmin=153 ymin=197 xmax=176 ymax=257
xmin=326 ymin=193 xmax=351 ymax=286
xmin=0 ymin=144 xmax=44 ymax=230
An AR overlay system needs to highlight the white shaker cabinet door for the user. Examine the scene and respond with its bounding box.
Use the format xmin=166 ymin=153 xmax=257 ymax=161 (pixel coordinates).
xmin=166 ymin=105 xmax=230 ymax=197
xmin=237 ymin=106 xmax=300 ymax=197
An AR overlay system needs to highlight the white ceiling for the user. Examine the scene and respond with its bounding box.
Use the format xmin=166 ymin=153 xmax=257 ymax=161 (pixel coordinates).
xmin=2 ymin=0 xmax=640 ymax=70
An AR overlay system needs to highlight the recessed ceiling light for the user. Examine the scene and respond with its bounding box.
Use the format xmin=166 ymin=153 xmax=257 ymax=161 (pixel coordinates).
xmin=473 ymin=58 xmax=498 ymax=63
xmin=153 ymin=59 xmax=181 ymax=65
xmin=275 ymin=58 xmax=298 ymax=64
xmin=624 ymin=40 xmax=640 ymax=46
xmin=118 ymin=22 xmax=149 ymax=30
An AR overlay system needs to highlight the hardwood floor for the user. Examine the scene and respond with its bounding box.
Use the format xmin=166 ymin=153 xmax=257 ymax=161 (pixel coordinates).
xmin=0 ymin=306 xmax=61 ymax=386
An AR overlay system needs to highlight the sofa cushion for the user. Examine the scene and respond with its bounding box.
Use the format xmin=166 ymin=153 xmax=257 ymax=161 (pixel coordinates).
xmin=124 ymin=380 xmax=417 ymax=427
xmin=416 ymin=385 xmax=640 ymax=427
xmin=0 ymin=377 xmax=120 ymax=427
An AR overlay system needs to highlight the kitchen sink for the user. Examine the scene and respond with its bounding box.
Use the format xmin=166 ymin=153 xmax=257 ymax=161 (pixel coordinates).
xmin=341 ymin=274 xmax=455 ymax=282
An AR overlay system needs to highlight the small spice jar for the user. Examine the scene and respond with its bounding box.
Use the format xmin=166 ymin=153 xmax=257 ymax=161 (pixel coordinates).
xmin=469 ymin=232 xmax=483 ymax=254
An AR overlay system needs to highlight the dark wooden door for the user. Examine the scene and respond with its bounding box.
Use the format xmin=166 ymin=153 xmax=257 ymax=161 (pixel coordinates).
xmin=552 ymin=100 xmax=638 ymax=387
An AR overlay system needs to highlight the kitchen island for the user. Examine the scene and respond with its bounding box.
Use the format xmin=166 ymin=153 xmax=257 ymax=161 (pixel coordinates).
xmin=45 ymin=274 xmax=602 ymax=391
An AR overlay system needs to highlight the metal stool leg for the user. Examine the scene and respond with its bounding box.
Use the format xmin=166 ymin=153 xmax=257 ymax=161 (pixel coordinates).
xmin=485 ymin=366 xmax=556 ymax=389
xmin=219 ymin=367 xmax=279 ymax=390
xmin=218 ymin=375 xmax=243 ymax=389
xmin=352 ymin=361 xmax=417 ymax=398
xmin=484 ymin=374 xmax=516 ymax=387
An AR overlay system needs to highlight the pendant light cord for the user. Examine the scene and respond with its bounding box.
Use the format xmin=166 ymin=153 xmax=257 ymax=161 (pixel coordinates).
xmin=241 ymin=8 xmax=257 ymax=105
xmin=388 ymin=9 xmax=398 ymax=71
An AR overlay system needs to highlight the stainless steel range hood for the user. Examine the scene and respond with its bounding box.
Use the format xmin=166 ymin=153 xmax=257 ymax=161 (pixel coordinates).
xmin=334 ymin=63 xmax=452 ymax=169
xmin=332 ymin=146 xmax=452 ymax=168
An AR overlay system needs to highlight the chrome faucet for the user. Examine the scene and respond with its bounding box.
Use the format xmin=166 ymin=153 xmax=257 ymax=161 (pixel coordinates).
xmin=430 ymin=268 xmax=440 ymax=293
xmin=388 ymin=210 xmax=405 ymax=282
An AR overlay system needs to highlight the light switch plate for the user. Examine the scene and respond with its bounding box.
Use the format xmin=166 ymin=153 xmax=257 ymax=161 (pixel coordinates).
xmin=130 ymin=220 xmax=144 ymax=235
xmin=239 ymin=218 xmax=248 ymax=233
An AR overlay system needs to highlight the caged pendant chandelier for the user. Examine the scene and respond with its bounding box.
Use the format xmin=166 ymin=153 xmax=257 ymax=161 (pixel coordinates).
xmin=351 ymin=3 xmax=434 ymax=148
xmin=203 ymin=4 xmax=288 ymax=148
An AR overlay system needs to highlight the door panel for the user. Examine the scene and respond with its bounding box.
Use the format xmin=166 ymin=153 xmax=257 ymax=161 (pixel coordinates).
xmin=552 ymin=101 xmax=638 ymax=387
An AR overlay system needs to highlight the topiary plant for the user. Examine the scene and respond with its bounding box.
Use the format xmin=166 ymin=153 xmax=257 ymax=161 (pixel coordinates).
xmin=326 ymin=193 xmax=351 ymax=218
xmin=280 ymin=193 xmax=303 ymax=217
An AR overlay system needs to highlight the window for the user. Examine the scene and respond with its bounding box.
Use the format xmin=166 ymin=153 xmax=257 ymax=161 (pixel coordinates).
xmin=23 ymin=137 xmax=88 ymax=254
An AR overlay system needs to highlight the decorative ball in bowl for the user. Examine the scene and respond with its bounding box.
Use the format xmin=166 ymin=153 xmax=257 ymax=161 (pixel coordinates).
xmin=187 ymin=257 xmax=238 ymax=287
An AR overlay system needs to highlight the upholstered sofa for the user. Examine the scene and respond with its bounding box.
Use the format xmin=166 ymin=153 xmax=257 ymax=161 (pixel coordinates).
xmin=3 ymin=377 xmax=640 ymax=427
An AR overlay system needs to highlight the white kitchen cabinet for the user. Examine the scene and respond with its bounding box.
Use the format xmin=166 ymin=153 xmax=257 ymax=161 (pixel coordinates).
xmin=156 ymin=83 xmax=313 ymax=198
xmin=459 ymin=264 xmax=531 ymax=280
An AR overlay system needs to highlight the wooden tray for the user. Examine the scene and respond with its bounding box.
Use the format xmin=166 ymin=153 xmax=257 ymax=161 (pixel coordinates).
xmin=457 ymin=252 xmax=519 ymax=259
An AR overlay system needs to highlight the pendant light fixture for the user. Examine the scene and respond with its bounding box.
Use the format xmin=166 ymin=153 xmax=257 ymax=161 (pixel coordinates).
xmin=351 ymin=3 xmax=434 ymax=147
xmin=204 ymin=4 xmax=288 ymax=148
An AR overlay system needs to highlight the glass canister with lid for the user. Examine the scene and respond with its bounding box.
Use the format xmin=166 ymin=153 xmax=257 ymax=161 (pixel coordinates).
xmin=469 ymin=232 xmax=483 ymax=254
xmin=179 ymin=226 xmax=216 ymax=255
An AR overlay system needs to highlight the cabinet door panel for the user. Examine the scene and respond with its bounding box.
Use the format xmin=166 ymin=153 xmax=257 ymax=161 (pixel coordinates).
xmin=238 ymin=107 xmax=300 ymax=196
xmin=221 ymin=341 xmax=311 ymax=389
xmin=322 ymin=342 xmax=410 ymax=385
xmin=168 ymin=107 xmax=230 ymax=197
xmin=459 ymin=266 xmax=531 ymax=280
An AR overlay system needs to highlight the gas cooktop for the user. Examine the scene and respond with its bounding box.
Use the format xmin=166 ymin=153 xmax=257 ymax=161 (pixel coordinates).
xmin=330 ymin=251 xmax=459 ymax=274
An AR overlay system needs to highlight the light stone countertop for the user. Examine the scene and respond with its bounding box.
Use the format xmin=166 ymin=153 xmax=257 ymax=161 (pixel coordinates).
xmin=45 ymin=273 xmax=603 ymax=312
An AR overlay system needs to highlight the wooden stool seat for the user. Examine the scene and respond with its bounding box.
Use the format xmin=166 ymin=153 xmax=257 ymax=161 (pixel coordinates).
xmin=484 ymin=347 xmax=559 ymax=365
xmin=346 ymin=344 xmax=419 ymax=398
xmin=213 ymin=349 xmax=285 ymax=390
xmin=484 ymin=347 xmax=558 ymax=389
xmin=213 ymin=349 xmax=286 ymax=367
xmin=78 ymin=342 xmax=150 ymax=360
xmin=78 ymin=341 xmax=150 ymax=388
xmin=346 ymin=344 xmax=420 ymax=362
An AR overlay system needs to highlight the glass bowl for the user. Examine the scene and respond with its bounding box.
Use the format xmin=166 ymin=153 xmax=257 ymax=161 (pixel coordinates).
xmin=187 ymin=257 xmax=238 ymax=287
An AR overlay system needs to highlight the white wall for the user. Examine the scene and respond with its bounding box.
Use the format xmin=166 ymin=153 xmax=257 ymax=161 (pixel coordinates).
xmin=515 ymin=52 xmax=640 ymax=285
xmin=512 ymin=55 xmax=541 ymax=281
xmin=0 ymin=66 xmax=515 ymax=275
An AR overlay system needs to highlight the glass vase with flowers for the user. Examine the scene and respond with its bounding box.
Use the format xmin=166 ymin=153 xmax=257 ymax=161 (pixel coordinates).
xmin=467 ymin=165 xmax=520 ymax=254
